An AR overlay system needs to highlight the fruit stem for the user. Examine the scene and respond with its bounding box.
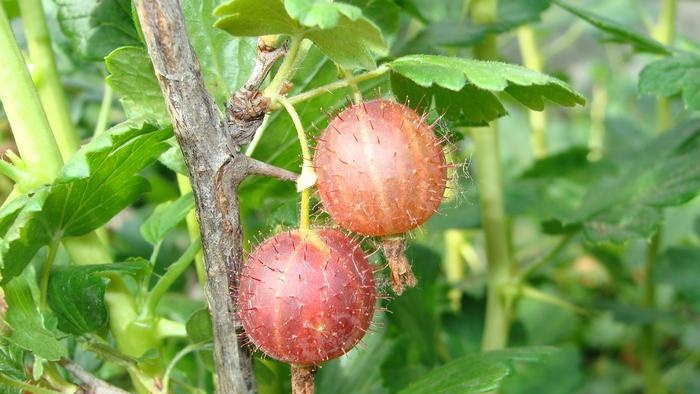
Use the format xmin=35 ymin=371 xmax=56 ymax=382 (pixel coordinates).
xmin=516 ymin=25 xmax=547 ymax=159
xmin=39 ymin=240 xmax=59 ymax=310
xmin=471 ymin=0 xmax=514 ymax=352
xmin=278 ymin=96 xmax=315 ymax=231
xmin=291 ymin=364 xmax=317 ymax=394
xmin=272 ymin=65 xmax=390 ymax=110
xmin=19 ymin=0 xmax=80 ymax=161
xmin=141 ymin=237 xmax=202 ymax=319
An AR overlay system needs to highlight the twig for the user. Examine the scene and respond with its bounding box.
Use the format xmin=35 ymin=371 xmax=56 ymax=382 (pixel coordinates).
xmin=133 ymin=1 xmax=294 ymax=392
xmin=60 ymin=359 xmax=130 ymax=394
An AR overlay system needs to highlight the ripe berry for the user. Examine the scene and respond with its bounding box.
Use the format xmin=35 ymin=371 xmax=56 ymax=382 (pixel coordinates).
xmin=237 ymin=229 xmax=376 ymax=365
xmin=313 ymin=99 xmax=447 ymax=237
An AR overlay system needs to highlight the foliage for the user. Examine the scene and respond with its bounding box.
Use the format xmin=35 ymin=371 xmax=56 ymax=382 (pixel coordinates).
xmin=1 ymin=0 xmax=699 ymax=393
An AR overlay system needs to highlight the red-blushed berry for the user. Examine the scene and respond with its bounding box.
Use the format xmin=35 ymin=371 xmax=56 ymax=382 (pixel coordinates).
xmin=313 ymin=99 xmax=447 ymax=237
xmin=237 ymin=229 xmax=376 ymax=365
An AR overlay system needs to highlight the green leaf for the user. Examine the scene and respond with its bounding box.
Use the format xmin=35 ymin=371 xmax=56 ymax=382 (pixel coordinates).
xmin=47 ymin=260 xmax=148 ymax=335
xmin=397 ymin=347 xmax=558 ymax=394
xmin=342 ymin=0 xmax=400 ymax=42
xmin=213 ymin=0 xmax=387 ymax=69
xmin=4 ymin=274 xmax=66 ymax=361
xmin=399 ymin=0 xmax=549 ymax=52
xmin=554 ymin=120 xmax=700 ymax=243
xmin=140 ymin=193 xmax=195 ymax=245
xmin=284 ymin=0 xmax=361 ymax=30
xmin=387 ymin=54 xmax=585 ymax=125
xmin=501 ymin=346 xmax=583 ymax=394
xmin=551 ymin=0 xmax=671 ymax=55
xmin=159 ymin=137 xmax=189 ymax=175
xmin=639 ymin=55 xmax=700 ymax=111
xmin=1 ymin=120 xmax=171 ymax=282
xmin=185 ymin=308 xmax=213 ymax=343
xmin=316 ymin=315 xmax=392 ymax=394
xmin=656 ymin=247 xmax=700 ymax=304
xmin=105 ymin=47 xmax=170 ymax=124
xmin=0 ymin=339 xmax=26 ymax=394
xmin=54 ymin=0 xmax=142 ymax=61
xmin=182 ymin=0 xmax=257 ymax=105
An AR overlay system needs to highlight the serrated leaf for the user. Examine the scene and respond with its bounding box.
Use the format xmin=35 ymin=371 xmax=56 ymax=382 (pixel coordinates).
xmin=0 ymin=339 xmax=26 ymax=394
xmin=0 ymin=120 xmax=171 ymax=282
xmin=213 ymin=0 xmax=387 ymax=69
xmin=554 ymin=120 xmax=700 ymax=243
xmin=400 ymin=0 xmax=549 ymax=53
xmin=186 ymin=308 xmax=213 ymax=343
xmin=551 ymin=0 xmax=671 ymax=55
xmin=54 ymin=0 xmax=142 ymax=61
xmin=4 ymin=274 xmax=66 ymax=361
xmin=105 ymin=46 xmax=170 ymax=124
xmin=47 ymin=260 xmax=148 ymax=335
xmin=387 ymin=55 xmax=585 ymax=125
xmin=639 ymin=55 xmax=700 ymax=111
xmin=285 ymin=0 xmax=361 ymax=30
xmin=342 ymin=0 xmax=400 ymax=42
xmin=398 ymin=347 xmax=558 ymax=394
xmin=140 ymin=193 xmax=195 ymax=245
xmin=182 ymin=0 xmax=257 ymax=105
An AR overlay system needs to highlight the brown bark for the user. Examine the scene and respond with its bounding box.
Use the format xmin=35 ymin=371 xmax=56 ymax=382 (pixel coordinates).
xmin=133 ymin=1 xmax=295 ymax=392
xmin=291 ymin=365 xmax=317 ymax=394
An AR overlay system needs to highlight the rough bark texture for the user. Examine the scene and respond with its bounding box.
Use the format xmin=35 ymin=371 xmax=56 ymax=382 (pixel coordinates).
xmin=291 ymin=365 xmax=317 ymax=394
xmin=134 ymin=1 xmax=295 ymax=392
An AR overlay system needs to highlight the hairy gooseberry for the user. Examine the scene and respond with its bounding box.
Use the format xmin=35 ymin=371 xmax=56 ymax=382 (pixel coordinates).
xmin=313 ymin=99 xmax=447 ymax=237
xmin=237 ymin=229 xmax=376 ymax=365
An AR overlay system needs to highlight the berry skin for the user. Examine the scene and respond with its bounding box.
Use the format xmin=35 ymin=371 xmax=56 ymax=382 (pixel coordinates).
xmin=237 ymin=229 xmax=376 ymax=365
xmin=313 ymin=99 xmax=447 ymax=236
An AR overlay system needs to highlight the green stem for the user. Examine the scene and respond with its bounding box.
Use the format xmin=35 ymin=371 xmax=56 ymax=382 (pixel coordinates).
xmin=0 ymin=374 xmax=63 ymax=394
xmin=19 ymin=0 xmax=80 ymax=161
xmin=640 ymin=4 xmax=675 ymax=393
xmin=176 ymin=174 xmax=205 ymax=289
xmin=94 ymin=84 xmax=113 ymax=136
xmin=588 ymin=82 xmax=608 ymax=161
xmin=1 ymin=10 xmax=152 ymax=390
xmin=444 ymin=229 xmax=467 ymax=311
xmin=278 ymin=96 xmax=314 ymax=231
xmin=0 ymin=159 xmax=25 ymax=183
xmin=518 ymin=232 xmax=576 ymax=280
xmin=264 ymin=33 xmax=305 ymax=98
xmin=641 ymin=231 xmax=665 ymax=394
xmin=39 ymin=241 xmax=59 ymax=310
xmin=142 ymin=238 xmax=201 ymax=319
xmin=471 ymin=0 xmax=512 ymax=352
xmin=516 ymin=25 xmax=547 ymax=158
xmin=272 ymin=65 xmax=389 ymax=110
xmin=161 ymin=343 xmax=212 ymax=394
xmin=520 ymin=285 xmax=592 ymax=316
xmin=0 ymin=5 xmax=62 ymax=185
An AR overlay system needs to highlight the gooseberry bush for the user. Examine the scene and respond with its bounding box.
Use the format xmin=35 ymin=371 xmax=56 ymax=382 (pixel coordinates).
xmin=1 ymin=0 xmax=700 ymax=393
